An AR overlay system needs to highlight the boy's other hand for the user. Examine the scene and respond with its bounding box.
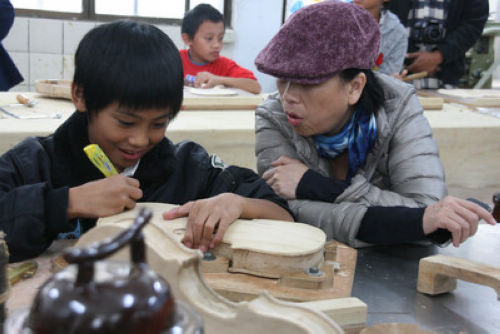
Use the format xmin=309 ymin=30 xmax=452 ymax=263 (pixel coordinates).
xmin=194 ymin=71 xmax=221 ymax=88
xmin=67 ymin=175 xmax=143 ymax=219
xmin=162 ymin=193 xmax=244 ymax=252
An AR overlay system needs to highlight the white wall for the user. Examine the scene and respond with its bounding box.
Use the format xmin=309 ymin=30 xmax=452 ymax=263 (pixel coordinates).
xmin=231 ymin=0 xmax=283 ymax=93
xmin=3 ymin=18 xmax=185 ymax=92
xmin=3 ymin=2 xmax=284 ymax=93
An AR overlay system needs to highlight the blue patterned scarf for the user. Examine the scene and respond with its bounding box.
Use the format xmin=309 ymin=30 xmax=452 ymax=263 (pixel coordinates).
xmin=314 ymin=106 xmax=377 ymax=181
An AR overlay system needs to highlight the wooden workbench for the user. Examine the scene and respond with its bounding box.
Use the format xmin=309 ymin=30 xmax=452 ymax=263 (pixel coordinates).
xmin=1 ymin=91 xmax=499 ymax=187
xmin=0 ymin=92 xmax=257 ymax=170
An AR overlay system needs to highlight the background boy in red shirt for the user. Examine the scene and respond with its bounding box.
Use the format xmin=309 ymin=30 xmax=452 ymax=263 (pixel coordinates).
xmin=180 ymin=4 xmax=261 ymax=94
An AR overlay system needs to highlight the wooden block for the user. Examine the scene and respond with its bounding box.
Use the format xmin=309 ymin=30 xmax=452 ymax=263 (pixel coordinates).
xmin=301 ymin=297 xmax=367 ymax=334
xmin=201 ymin=254 xmax=229 ymax=273
xmin=35 ymin=79 xmax=72 ymax=100
xmin=204 ymin=245 xmax=356 ymax=303
xmin=417 ymin=255 xmax=500 ymax=297
xmin=278 ymin=261 xmax=334 ymax=290
xmin=417 ymin=97 xmax=444 ymax=110
xmin=360 ymin=323 xmax=436 ymax=334
xmin=324 ymin=240 xmax=338 ymax=261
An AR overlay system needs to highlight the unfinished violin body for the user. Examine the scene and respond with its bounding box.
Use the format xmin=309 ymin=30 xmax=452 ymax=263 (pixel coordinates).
xmin=75 ymin=203 xmax=344 ymax=334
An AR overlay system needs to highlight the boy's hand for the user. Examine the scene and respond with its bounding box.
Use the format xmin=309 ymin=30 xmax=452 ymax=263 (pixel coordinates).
xmin=195 ymin=71 xmax=221 ymax=88
xmin=162 ymin=193 xmax=244 ymax=252
xmin=67 ymin=175 xmax=143 ymax=219
xmin=423 ymin=196 xmax=496 ymax=247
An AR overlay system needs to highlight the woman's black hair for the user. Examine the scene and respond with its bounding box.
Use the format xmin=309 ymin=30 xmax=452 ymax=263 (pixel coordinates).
xmin=73 ymin=20 xmax=184 ymax=118
xmin=338 ymin=69 xmax=385 ymax=115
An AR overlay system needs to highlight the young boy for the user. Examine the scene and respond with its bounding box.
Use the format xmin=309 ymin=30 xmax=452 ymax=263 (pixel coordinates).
xmin=0 ymin=20 xmax=292 ymax=263
xmin=180 ymin=4 xmax=261 ymax=94
xmin=353 ymin=0 xmax=408 ymax=76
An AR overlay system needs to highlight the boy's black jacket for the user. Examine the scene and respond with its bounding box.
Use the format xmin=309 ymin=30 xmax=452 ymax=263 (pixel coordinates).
xmin=0 ymin=112 xmax=290 ymax=262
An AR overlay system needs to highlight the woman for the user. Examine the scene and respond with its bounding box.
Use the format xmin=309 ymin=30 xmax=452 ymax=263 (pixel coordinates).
xmin=254 ymin=1 xmax=495 ymax=248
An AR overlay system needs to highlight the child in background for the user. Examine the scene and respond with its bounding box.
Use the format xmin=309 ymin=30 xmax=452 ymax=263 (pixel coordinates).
xmin=180 ymin=4 xmax=261 ymax=94
xmin=353 ymin=0 xmax=407 ymax=76
xmin=0 ymin=20 xmax=292 ymax=262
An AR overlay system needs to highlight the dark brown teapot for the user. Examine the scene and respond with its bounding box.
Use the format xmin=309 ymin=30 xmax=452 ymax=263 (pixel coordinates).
xmin=27 ymin=208 xmax=175 ymax=334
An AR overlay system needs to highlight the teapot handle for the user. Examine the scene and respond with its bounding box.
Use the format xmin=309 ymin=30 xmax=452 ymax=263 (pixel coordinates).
xmin=63 ymin=208 xmax=153 ymax=285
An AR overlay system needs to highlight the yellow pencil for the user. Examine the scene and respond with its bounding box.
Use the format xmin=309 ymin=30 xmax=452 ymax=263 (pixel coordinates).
xmin=83 ymin=144 xmax=118 ymax=177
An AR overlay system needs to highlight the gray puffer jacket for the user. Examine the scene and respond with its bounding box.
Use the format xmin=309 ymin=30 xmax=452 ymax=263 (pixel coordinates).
xmin=255 ymin=73 xmax=446 ymax=247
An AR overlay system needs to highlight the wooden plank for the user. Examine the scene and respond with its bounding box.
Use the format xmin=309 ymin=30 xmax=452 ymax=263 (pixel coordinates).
xmin=437 ymin=89 xmax=500 ymax=107
xmin=360 ymin=323 xmax=436 ymax=333
xmin=418 ymin=90 xmax=480 ymax=111
xmin=301 ymin=297 xmax=367 ymax=334
xmin=417 ymin=255 xmax=500 ymax=297
xmin=182 ymin=94 xmax=264 ymax=110
xmin=33 ymin=79 xmax=265 ymax=110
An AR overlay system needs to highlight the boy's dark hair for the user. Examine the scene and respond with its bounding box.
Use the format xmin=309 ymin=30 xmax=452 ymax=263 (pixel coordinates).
xmin=73 ymin=20 xmax=183 ymax=118
xmin=181 ymin=4 xmax=225 ymax=39
xmin=339 ymin=69 xmax=385 ymax=116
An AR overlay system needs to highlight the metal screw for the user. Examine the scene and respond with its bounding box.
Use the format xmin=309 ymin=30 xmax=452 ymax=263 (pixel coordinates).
xmin=306 ymin=266 xmax=323 ymax=277
xmin=203 ymin=251 xmax=216 ymax=261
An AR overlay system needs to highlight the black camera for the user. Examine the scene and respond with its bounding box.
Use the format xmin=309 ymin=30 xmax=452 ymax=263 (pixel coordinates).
xmin=410 ymin=19 xmax=445 ymax=44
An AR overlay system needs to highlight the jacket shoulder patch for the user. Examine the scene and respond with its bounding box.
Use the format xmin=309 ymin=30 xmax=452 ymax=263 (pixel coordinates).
xmin=210 ymin=154 xmax=227 ymax=169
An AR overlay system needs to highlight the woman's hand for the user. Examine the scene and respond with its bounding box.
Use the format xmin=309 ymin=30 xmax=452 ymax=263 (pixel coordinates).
xmin=162 ymin=193 xmax=244 ymax=252
xmin=262 ymin=155 xmax=308 ymax=200
xmin=67 ymin=175 xmax=143 ymax=219
xmin=423 ymin=196 xmax=496 ymax=247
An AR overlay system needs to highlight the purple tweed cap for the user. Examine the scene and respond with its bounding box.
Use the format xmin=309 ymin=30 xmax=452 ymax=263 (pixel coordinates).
xmin=255 ymin=1 xmax=381 ymax=84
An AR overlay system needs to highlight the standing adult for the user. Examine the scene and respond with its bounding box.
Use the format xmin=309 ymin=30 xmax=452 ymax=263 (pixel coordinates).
xmin=254 ymin=1 xmax=496 ymax=248
xmin=0 ymin=0 xmax=23 ymax=91
xmin=386 ymin=0 xmax=489 ymax=88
